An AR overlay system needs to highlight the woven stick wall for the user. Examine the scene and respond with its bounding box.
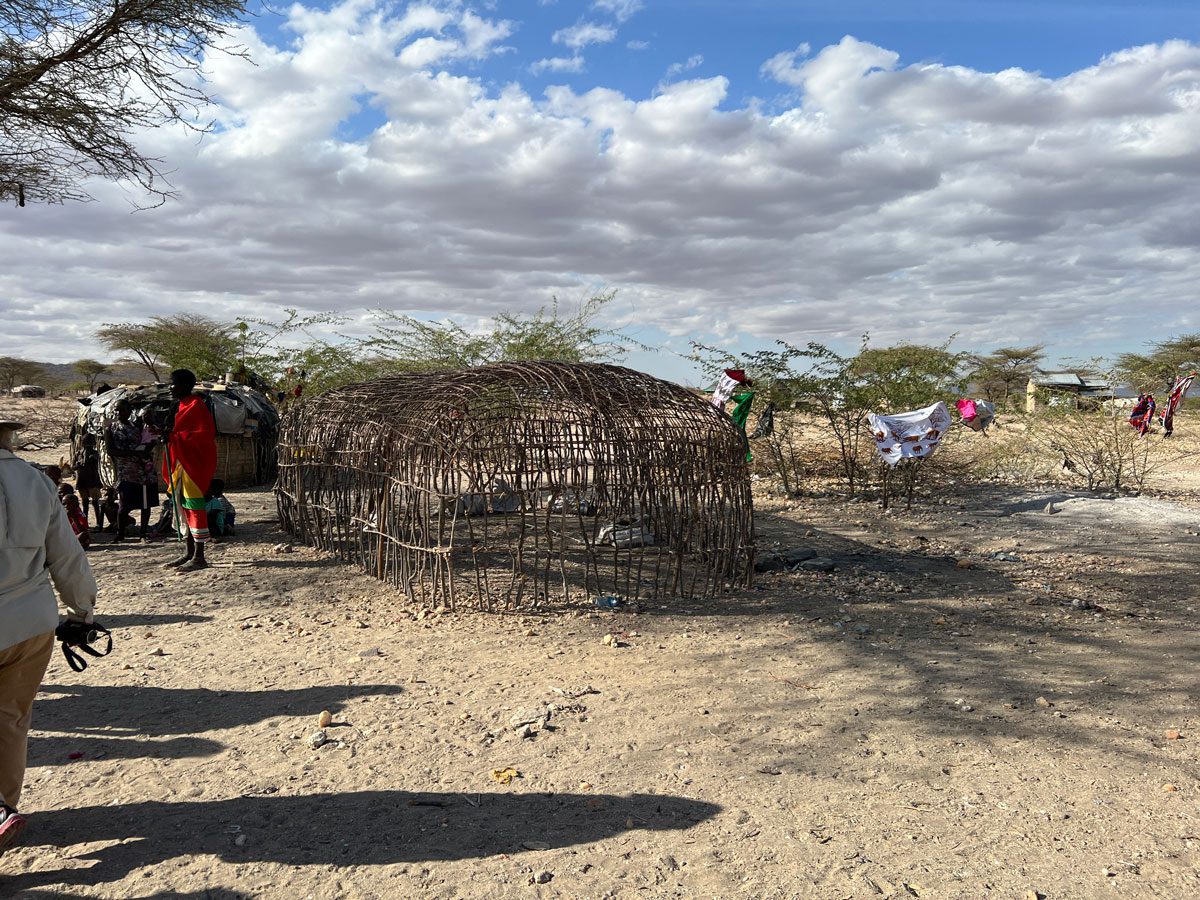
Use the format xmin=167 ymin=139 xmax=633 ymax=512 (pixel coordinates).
xmin=276 ymin=362 xmax=754 ymax=610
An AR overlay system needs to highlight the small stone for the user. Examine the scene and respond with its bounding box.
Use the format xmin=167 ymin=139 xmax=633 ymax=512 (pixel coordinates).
xmin=579 ymin=781 xmax=593 ymax=791
xmin=148 ymin=647 xmax=165 ymax=657
xmin=798 ymin=557 xmax=836 ymax=573
xmin=523 ymin=628 xmax=537 ymax=637
xmin=955 ymin=558 xmax=973 ymax=569
xmin=352 ymin=620 xmax=368 ymax=629
xmin=534 ymin=871 xmax=553 ymax=884
xmin=754 ymin=553 xmax=786 ymax=573
xmin=781 ymin=547 xmax=817 ymax=566
xmin=602 ymin=633 xmax=617 ymax=647
xmin=1035 ymin=696 xmax=1052 ymax=708
xmin=1024 ymin=891 xmax=1043 ymax=900
xmin=1166 ymin=729 xmax=1181 ymax=740
xmin=308 ymin=730 xmax=329 ymax=749
xmin=1162 ymin=783 xmax=1179 ymax=792
xmin=234 ymin=833 xmax=247 ymax=847
xmin=317 ymin=710 xmax=333 ymax=728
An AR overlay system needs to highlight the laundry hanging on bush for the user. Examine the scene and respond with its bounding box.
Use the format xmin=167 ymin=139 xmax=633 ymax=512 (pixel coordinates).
xmin=869 ymin=402 xmax=952 ymax=466
xmin=750 ymin=403 xmax=776 ymax=438
xmin=956 ymin=398 xmax=995 ymax=433
xmin=1160 ymin=372 xmax=1196 ymax=437
xmin=1129 ymin=394 xmax=1156 ymax=435
xmin=710 ymin=369 xmax=751 ymax=408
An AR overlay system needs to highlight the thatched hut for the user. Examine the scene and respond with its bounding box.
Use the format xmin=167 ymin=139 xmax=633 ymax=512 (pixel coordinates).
xmin=74 ymin=381 xmax=279 ymax=489
xmin=276 ymin=362 xmax=754 ymax=610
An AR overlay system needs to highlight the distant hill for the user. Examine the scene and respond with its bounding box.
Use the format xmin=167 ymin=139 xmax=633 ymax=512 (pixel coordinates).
xmin=27 ymin=361 xmax=153 ymax=393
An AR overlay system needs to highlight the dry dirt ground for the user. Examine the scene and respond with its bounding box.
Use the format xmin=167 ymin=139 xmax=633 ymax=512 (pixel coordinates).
xmin=3 ymin=444 xmax=1200 ymax=899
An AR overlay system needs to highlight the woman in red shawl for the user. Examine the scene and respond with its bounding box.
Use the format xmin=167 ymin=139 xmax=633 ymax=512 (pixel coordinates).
xmin=162 ymin=369 xmax=218 ymax=571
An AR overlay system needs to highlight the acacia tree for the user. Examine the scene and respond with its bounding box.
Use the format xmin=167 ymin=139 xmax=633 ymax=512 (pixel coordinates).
xmin=1116 ymin=333 xmax=1200 ymax=392
xmin=364 ymin=292 xmax=641 ymax=372
xmin=72 ymin=358 xmax=110 ymax=391
xmin=1 ymin=0 xmax=248 ymax=205
xmin=0 ymin=355 xmax=45 ymax=390
xmin=969 ymin=345 xmax=1045 ymax=406
xmin=96 ymin=313 xmax=238 ymax=381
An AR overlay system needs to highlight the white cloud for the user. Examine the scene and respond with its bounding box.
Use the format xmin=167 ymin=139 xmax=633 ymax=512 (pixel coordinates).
xmin=760 ymin=42 xmax=812 ymax=86
xmin=593 ymin=0 xmax=643 ymax=23
xmin=531 ymin=54 xmax=585 ymax=75
xmin=5 ymin=14 xmax=1200 ymax=370
xmin=553 ymin=21 xmax=617 ymax=49
xmin=665 ymin=54 xmax=704 ymax=79
xmin=627 ymin=39 xmax=650 ymax=51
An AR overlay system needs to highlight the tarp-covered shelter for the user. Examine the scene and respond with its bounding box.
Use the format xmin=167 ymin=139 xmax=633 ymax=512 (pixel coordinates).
xmin=73 ymin=381 xmax=279 ymax=488
xmin=276 ymin=362 xmax=755 ymax=610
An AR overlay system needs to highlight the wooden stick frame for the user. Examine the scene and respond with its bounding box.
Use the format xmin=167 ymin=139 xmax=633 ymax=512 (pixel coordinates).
xmin=275 ymin=361 xmax=755 ymax=610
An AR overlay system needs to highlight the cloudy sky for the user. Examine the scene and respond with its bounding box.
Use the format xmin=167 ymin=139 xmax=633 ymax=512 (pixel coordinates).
xmin=4 ymin=0 xmax=1200 ymax=382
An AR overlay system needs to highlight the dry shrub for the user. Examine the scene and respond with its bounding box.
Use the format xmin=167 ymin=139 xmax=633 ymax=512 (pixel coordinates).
xmin=14 ymin=398 xmax=77 ymax=451
xmin=1029 ymin=409 xmax=1187 ymax=492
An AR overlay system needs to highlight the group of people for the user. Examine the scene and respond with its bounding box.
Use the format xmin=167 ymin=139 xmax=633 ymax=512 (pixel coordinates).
xmin=0 ymin=368 xmax=221 ymax=855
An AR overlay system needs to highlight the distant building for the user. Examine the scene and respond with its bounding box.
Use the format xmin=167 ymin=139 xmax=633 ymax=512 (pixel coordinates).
xmin=1024 ymin=372 xmax=1133 ymax=412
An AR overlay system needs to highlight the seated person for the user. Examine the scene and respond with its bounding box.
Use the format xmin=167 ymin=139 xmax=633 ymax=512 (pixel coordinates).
xmin=204 ymin=479 xmax=236 ymax=538
xmin=145 ymin=496 xmax=175 ymax=542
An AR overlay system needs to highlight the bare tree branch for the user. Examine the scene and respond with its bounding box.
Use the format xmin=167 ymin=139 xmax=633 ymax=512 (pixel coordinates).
xmin=1 ymin=0 xmax=249 ymax=204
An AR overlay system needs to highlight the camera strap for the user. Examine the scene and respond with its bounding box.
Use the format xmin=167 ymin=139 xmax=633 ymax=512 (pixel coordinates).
xmin=60 ymin=625 xmax=113 ymax=672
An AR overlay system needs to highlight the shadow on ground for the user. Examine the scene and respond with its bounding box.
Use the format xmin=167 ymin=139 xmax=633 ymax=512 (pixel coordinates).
xmin=5 ymin=791 xmax=720 ymax=892
xmin=33 ymin=684 xmax=404 ymax=737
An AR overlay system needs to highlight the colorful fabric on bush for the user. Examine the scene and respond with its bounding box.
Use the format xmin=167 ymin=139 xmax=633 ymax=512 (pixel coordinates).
xmin=1129 ymin=394 xmax=1156 ymax=435
xmin=868 ymin=402 xmax=952 ymax=467
xmin=1160 ymin=373 xmax=1196 ymax=437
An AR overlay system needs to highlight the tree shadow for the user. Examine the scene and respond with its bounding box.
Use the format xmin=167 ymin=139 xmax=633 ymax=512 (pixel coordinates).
xmin=666 ymin=504 xmax=1200 ymax=770
xmin=4 ymin=791 xmax=720 ymax=892
xmin=34 ymin=684 xmax=403 ymax=738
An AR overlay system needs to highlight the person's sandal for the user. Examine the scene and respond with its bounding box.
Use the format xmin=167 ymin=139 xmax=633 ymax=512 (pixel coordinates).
xmin=0 ymin=804 xmax=27 ymax=855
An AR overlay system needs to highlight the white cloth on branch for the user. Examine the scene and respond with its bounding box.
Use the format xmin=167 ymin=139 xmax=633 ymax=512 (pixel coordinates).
xmin=868 ymin=402 xmax=952 ymax=467
xmin=710 ymin=373 xmax=742 ymax=408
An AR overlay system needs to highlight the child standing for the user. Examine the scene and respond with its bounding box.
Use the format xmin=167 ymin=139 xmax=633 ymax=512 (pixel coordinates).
xmin=57 ymin=485 xmax=91 ymax=549
xmin=72 ymin=434 xmax=103 ymax=528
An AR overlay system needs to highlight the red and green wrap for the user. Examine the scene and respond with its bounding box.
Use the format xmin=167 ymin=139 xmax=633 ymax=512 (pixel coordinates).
xmin=163 ymin=395 xmax=218 ymax=542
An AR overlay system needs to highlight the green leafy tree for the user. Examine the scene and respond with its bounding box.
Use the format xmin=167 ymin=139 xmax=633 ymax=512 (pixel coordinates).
xmin=1116 ymin=333 xmax=1200 ymax=393
xmin=1 ymin=0 xmax=249 ymax=205
xmin=365 ymin=292 xmax=640 ymax=372
xmin=71 ymin=358 xmax=110 ymax=391
xmin=969 ymin=345 xmax=1045 ymax=406
xmin=96 ymin=313 xmax=238 ymax=381
xmin=0 ymin=355 xmax=46 ymax=391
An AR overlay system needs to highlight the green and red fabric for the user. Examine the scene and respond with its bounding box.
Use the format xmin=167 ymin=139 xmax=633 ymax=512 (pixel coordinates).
xmin=163 ymin=395 xmax=218 ymax=542
xmin=730 ymin=392 xmax=755 ymax=461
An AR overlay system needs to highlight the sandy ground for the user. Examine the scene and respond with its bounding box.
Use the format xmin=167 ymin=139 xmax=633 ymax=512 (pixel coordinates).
xmin=3 ymin=442 xmax=1200 ymax=899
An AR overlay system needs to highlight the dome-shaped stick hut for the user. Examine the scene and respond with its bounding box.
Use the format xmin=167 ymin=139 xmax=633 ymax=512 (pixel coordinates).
xmin=275 ymin=362 xmax=754 ymax=610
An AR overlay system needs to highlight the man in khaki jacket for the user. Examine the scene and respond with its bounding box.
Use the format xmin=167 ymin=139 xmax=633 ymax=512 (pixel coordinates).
xmin=0 ymin=413 xmax=97 ymax=854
